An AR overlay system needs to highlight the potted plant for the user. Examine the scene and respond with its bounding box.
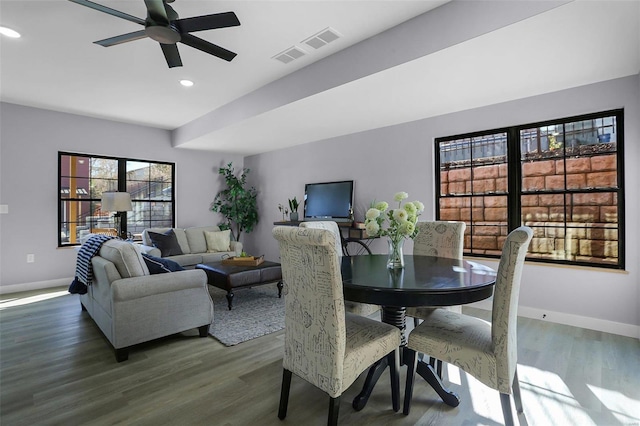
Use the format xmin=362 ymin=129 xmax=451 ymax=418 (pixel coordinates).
xmin=288 ymin=197 xmax=300 ymax=221
xmin=211 ymin=163 xmax=259 ymax=242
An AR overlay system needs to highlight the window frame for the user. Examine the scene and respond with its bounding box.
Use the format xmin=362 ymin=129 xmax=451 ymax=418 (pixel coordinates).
xmin=435 ymin=109 xmax=625 ymax=270
xmin=58 ymin=152 xmax=176 ymax=247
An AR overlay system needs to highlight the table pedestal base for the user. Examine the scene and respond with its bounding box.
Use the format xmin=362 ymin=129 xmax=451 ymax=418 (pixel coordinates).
xmin=352 ymin=306 xmax=460 ymax=410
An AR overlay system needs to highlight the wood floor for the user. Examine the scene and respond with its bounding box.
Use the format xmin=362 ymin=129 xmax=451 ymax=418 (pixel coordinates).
xmin=1 ymin=287 xmax=638 ymax=426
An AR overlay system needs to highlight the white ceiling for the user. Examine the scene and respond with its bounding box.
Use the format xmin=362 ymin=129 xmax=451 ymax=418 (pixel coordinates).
xmin=1 ymin=0 xmax=639 ymax=155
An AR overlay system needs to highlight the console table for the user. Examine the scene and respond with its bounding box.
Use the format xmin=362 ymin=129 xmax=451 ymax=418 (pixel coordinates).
xmin=273 ymin=221 xmax=375 ymax=255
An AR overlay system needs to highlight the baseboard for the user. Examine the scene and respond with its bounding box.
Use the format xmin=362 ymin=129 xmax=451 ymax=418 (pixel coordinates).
xmin=0 ymin=278 xmax=72 ymax=294
xmin=3 ymin=278 xmax=638 ymax=339
xmin=466 ymin=299 xmax=640 ymax=339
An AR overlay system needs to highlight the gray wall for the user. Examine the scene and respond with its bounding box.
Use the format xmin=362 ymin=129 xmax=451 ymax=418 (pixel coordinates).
xmin=244 ymin=75 xmax=640 ymax=335
xmin=0 ymin=103 xmax=243 ymax=292
xmin=1 ymin=75 xmax=637 ymax=336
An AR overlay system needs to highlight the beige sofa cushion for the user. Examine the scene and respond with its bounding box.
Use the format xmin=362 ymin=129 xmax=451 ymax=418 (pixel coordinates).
xmin=99 ymin=240 xmax=149 ymax=278
xmin=205 ymin=229 xmax=231 ymax=252
xmin=185 ymin=226 xmax=221 ymax=254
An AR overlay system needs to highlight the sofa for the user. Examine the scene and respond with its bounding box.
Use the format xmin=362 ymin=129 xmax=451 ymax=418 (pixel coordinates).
xmin=139 ymin=226 xmax=242 ymax=268
xmin=79 ymin=239 xmax=214 ymax=362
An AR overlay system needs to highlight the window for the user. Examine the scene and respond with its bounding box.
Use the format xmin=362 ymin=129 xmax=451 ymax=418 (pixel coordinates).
xmin=58 ymin=153 xmax=175 ymax=246
xmin=436 ymin=109 xmax=624 ymax=269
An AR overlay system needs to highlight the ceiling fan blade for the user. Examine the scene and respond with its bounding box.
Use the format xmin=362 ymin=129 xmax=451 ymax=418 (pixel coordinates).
xmin=180 ymin=33 xmax=237 ymax=62
xmin=95 ymin=30 xmax=148 ymax=47
xmin=175 ymin=12 xmax=240 ymax=33
xmin=68 ymin=0 xmax=145 ymax=26
xmin=160 ymin=43 xmax=183 ymax=68
xmin=144 ymin=0 xmax=170 ymax=24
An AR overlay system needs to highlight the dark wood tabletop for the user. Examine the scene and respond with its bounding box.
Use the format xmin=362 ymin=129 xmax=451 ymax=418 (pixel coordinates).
xmin=341 ymin=254 xmax=496 ymax=308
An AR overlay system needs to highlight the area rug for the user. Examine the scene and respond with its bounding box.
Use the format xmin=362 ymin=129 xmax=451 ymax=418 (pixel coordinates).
xmin=207 ymin=283 xmax=285 ymax=346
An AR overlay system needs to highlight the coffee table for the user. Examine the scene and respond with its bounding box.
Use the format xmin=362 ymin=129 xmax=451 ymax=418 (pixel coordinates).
xmin=196 ymin=261 xmax=283 ymax=310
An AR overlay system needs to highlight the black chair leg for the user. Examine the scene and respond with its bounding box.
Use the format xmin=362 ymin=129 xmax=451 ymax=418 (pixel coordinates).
xmin=500 ymin=393 xmax=515 ymax=426
xmin=278 ymin=369 xmax=292 ymax=420
xmin=387 ymin=348 xmax=400 ymax=412
xmin=403 ymin=348 xmax=418 ymax=415
xmin=328 ymin=396 xmax=340 ymax=426
xmin=436 ymin=359 xmax=443 ymax=378
xmin=512 ymin=369 xmax=524 ymax=414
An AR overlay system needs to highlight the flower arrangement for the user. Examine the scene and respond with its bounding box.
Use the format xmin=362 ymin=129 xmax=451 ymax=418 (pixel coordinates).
xmin=364 ymin=192 xmax=424 ymax=268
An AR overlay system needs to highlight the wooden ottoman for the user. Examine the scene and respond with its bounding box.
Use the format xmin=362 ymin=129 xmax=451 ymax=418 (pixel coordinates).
xmin=196 ymin=261 xmax=283 ymax=310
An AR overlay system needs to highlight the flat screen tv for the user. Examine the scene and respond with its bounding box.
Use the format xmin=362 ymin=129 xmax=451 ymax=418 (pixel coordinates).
xmin=303 ymin=180 xmax=354 ymax=223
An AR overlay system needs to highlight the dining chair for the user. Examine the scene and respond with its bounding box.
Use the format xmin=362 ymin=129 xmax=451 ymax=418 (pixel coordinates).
xmin=402 ymin=226 xmax=533 ymax=426
xmin=407 ymin=220 xmax=467 ymax=320
xmin=299 ymin=221 xmax=380 ymax=317
xmin=273 ymin=226 xmax=401 ymax=426
xmin=406 ymin=221 xmax=466 ymax=376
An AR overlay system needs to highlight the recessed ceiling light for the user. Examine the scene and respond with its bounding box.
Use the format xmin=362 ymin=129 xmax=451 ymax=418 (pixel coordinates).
xmin=180 ymin=79 xmax=194 ymax=87
xmin=0 ymin=26 xmax=21 ymax=38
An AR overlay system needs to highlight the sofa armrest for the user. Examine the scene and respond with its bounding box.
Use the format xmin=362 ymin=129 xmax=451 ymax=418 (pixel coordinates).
xmin=138 ymin=244 xmax=161 ymax=257
xmin=230 ymin=241 xmax=243 ymax=255
xmin=111 ymin=269 xmax=207 ymax=302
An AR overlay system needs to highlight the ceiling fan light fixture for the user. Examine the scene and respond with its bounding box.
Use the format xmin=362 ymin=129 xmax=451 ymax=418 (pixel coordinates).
xmin=180 ymin=79 xmax=194 ymax=87
xmin=145 ymin=24 xmax=181 ymax=44
xmin=0 ymin=26 xmax=21 ymax=38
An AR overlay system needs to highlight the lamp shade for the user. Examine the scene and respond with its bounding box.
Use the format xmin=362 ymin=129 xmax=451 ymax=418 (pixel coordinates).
xmin=101 ymin=192 xmax=132 ymax=212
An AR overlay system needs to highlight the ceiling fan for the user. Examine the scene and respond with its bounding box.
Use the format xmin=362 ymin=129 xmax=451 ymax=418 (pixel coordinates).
xmin=69 ymin=0 xmax=240 ymax=68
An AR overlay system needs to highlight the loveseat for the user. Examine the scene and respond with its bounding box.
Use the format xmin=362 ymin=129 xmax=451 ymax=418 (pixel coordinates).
xmin=79 ymin=239 xmax=214 ymax=361
xmin=139 ymin=226 xmax=242 ymax=268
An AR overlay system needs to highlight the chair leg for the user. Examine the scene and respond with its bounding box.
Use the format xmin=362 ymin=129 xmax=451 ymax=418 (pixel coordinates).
xmin=512 ymin=368 xmax=524 ymax=414
xmin=328 ymin=396 xmax=340 ymax=426
xmin=278 ymin=369 xmax=292 ymax=420
xmin=403 ymin=348 xmax=418 ymax=415
xmin=387 ymin=348 xmax=400 ymax=412
xmin=436 ymin=359 xmax=443 ymax=379
xmin=500 ymin=393 xmax=515 ymax=426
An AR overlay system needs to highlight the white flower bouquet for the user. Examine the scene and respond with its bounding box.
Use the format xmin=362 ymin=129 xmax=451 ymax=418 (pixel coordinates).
xmin=364 ymin=192 xmax=424 ymax=268
xmin=364 ymin=192 xmax=424 ymax=241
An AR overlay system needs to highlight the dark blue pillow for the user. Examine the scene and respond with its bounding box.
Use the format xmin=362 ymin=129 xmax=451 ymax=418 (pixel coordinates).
xmin=142 ymin=253 xmax=185 ymax=274
xmin=148 ymin=230 xmax=183 ymax=257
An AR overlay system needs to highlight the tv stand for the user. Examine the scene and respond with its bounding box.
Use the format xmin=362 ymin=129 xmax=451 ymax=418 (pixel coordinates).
xmin=273 ymin=220 xmax=375 ymax=256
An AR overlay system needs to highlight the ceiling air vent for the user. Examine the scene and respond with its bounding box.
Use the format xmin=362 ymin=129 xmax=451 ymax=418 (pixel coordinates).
xmin=302 ymin=27 xmax=341 ymax=50
xmin=273 ymin=46 xmax=307 ymax=64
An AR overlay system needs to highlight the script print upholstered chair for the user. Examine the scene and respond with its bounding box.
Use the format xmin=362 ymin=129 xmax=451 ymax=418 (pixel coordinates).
xmin=403 ymin=226 xmax=533 ymax=426
xmin=407 ymin=220 xmax=467 ymax=321
xmin=299 ymin=221 xmax=380 ymax=318
xmin=273 ymin=226 xmax=401 ymax=426
xmin=405 ymin=221 xmax=466 ymax=377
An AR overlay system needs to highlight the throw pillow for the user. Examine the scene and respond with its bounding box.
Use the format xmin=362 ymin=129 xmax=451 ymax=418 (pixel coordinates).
xmin=147 ymin=230 xmax=183 ymax=257
xmin=142 ymin=253 xmax=184 ymax=274
xmin=205 ymin=229 xmax=231 ymax=252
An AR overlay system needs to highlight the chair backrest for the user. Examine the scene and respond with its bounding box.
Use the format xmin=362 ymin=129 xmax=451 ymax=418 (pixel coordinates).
xmin=299 ymin=221 xmax=343 ymax=258
xmin=491 ymin=226 xmax=533 ymax=393
xmin=413 ymin=221 xmax=466 ymax=259
xmin=272 ymin=226 xmax=347 ymax=397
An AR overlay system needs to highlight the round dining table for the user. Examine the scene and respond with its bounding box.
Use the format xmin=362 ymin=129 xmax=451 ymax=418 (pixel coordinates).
xmin=340 ymin=254 xmax=497 ymax=410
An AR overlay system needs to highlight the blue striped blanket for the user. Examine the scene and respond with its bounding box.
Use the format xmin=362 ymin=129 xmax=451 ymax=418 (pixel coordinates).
xmin=68 ymin=235 xmax=115 ymax=294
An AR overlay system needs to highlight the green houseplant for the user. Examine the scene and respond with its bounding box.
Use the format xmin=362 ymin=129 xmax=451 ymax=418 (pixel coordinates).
xmin=288 ymin=197 xmax=300 ymax=221
xmin=211 ymin=163 xmax=259 ymax=242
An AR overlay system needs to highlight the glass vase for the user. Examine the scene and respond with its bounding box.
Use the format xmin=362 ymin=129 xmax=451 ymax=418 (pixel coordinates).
xmin=387 ymin=237 xmax=405 ymax=269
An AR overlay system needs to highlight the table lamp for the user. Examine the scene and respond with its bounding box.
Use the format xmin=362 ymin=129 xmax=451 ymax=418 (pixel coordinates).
xmin=101 ymin=191 xmax=132 ymax=239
